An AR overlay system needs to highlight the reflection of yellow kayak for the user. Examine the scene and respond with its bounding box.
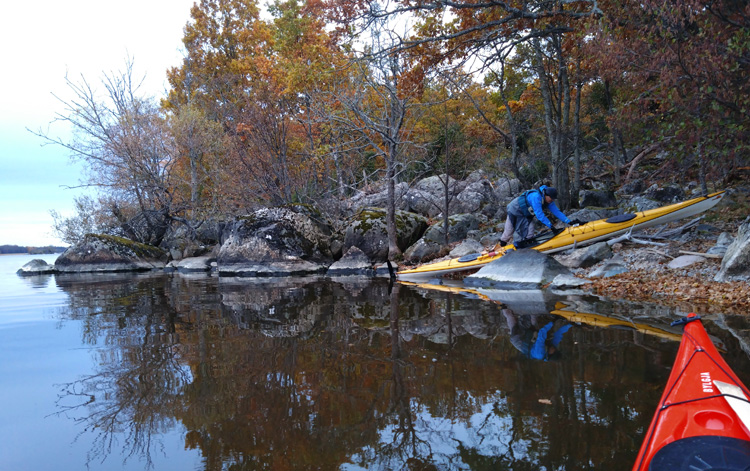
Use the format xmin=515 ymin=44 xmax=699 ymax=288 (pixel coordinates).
xmin=399 ymin=280 xmax=692 ymax=342
xmin=399 ymin=280 xmax=487 ymax=297
xmin=550 ymin=303 xmax=683 ymax=342
xmin=397 ymin=191 xmax=725 ymax=281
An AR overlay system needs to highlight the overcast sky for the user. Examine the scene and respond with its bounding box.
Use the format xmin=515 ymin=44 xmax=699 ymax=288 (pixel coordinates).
xmin=0 ymin=0 xmax=197 ymax=246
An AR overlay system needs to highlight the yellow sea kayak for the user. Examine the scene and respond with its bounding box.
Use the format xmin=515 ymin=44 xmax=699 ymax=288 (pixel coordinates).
xmin=397 ymin=191 xmax=725 ymax=281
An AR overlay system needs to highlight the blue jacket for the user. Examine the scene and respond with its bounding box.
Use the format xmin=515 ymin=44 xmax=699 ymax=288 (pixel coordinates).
xmin=523 ymin=185 xmax=571 ymax=229
xmin=530 ymin=322 xmax=572 ymax=360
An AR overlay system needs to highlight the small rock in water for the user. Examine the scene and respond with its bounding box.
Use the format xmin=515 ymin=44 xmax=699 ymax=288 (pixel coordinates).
xmin=16 ymin=259 xmax=56 ymax=275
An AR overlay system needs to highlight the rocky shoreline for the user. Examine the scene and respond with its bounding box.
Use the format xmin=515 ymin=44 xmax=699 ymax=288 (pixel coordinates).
xmin=16 ymin=173 xmax=750 ymax=308
xmin=579 ymin=240 xmax=750 ymax=314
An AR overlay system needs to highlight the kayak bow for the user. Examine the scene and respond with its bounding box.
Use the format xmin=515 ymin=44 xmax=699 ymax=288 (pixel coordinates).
xmin=633 ymin=313 xmax=750 ymax=470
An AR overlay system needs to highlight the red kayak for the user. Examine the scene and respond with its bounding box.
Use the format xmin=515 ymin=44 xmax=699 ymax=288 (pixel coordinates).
xmin=633 ymin=313 xmax=750 ymax=470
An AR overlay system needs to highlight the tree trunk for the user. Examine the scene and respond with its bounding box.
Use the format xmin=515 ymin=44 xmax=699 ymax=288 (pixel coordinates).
xmin=332 ymin=147 xmax=346 ymax=197
xmin=615 ymin=129 xmax=627 ymax=185
xmin=572 ymin=76 xmax=582 ymax=208
xmin=532 ymin=39 xmax=558 ymax=177
xmin=557 ymin=35 xmax=572 ymax=209
xmin=190 ymin=151 xmax=199 ymax=212
xmin=698 ymin=138 xmax=708 ymax=195
xmin=604 ymin=80 xmax=624 ymax=186
xmin=501 ymin=90 xmax=521 ymax=180
xmin=386 ymin=153 xmax=401 ymax=259
xmin=533 ymin=37 xmax=571 ymax=209
xmin=443 ymin=133 xmax=451 ymax=246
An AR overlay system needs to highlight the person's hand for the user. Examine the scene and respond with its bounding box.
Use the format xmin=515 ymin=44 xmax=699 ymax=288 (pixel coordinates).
xmin=569 ymin=218 xmax=584 ymax=226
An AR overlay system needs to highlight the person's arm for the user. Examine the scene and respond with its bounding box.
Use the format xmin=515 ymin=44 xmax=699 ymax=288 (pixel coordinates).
xmin=551 ymin=324 xmax=572 ymax=347
xmin=531 ymin=322 xmax=554 ymax=360
xmin=548 ymin=202 xmax=571 ymax=225
xmin=529 ymin=193 xmax=553 ymax=228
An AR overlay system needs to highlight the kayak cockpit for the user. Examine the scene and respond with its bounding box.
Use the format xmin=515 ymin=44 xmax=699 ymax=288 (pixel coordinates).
xmin=646 ymin=435 xmax=750 ymax=470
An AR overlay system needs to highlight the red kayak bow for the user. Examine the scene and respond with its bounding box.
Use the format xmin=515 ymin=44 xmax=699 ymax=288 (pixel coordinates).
xmin=633 ymin=313 xmax=750 ymax=470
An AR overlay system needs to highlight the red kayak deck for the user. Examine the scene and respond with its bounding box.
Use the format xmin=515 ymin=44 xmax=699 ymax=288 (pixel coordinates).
xmin=633 ymin=314 xmax=750 ymax=470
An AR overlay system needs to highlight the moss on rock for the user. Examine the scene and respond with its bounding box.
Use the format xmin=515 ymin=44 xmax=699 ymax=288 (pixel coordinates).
xmin=90 ymin=234 xmax=167 ymax=260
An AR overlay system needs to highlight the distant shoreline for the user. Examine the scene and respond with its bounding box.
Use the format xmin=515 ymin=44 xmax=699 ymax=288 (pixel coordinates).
xmin=0 ymin=252 xmax=64 ymax=256
xmin=0 ymin=245 xmax=67 ymax=256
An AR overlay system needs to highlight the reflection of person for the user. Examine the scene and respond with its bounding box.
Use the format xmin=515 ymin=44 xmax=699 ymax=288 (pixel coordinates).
xmin=502 ymin=309 xmax=571 ymax=361
xmin=499 ymin=185 xmax=574 ymax=247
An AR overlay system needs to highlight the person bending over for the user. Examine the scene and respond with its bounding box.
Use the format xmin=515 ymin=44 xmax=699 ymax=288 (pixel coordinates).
xmin=499 ymin=185 xmax=575 ymax=247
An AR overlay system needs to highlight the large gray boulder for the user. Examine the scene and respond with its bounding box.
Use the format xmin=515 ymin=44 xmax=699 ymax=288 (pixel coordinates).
xmin=217 ymin=206 xmax=334 ymax=276
xmin=343 ymin=208 xmax=428 ymax=262
xmin=422 ymin=213 xmax=482 ymax=244
xmin=415 ymin=174 xmax=466 ymax=196
xmin=403 ymin=238 xmax=442 ymax=263
xmin=645 ymin=184 xmax=685 ymax=203
xmin=348 ymin=182 xmax=410 ymax=212
xmin=327 ymin=246 xmax=374 ymax=276
xmin=403 ymin=188 xmax=441 ymax=217
xmin=55 ymin=234 xmax=167 ymax=273
xmin=454 ymin=179 xmax=495 ymax=214
xmin=465 ymin=249 xmax=572 ymax=289
xmin=449 ymin=239 xmax=485 ymax=258
xmin=493 ymin=177 xmax=521 ymax=199
xmin=554 ymin=242 xmax=613 ymax=269
xmin=715 ymin=217 xmax=750 ymax=282
xmin=580 ymin=190 xmax=617 ymax=208
xmin=567 ymin=207 xmax=621 ymax=223
xmin=160 ymin=219 xmax=225 ymax=261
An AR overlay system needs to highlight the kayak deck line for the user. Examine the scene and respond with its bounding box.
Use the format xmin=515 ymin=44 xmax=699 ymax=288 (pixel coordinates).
xmin=398 ymin=191 xmax=726 ymax=281
xmin=656 ymin=352 xmax=750 ymax=411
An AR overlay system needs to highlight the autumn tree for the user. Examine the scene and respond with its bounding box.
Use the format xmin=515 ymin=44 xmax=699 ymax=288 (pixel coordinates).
xmin=166 ymin=0 xmax=350 ymax=208
xmin=590 ymin=0 xmax=750 ymax=189
xmin=169 ymin=105 xmax=227 ymax=217
xmin=34 ymin=59 xmax=179 ymax=245
xmin=165 ymin=0 xmax=271 ymax=123
xmin=322 ymin=0 xmax=603 ymax=207
xmin=50 ymin=195 xmax=119 ymax=245
xmin=321 ymin=9 xmax=427 ymax=259
xmin=418 ymin=78 xmax=498 ymax=245
xmin=483 ymin=56 xmax=529 ymax=182
xmin=165 ymin=0 xmax=303 ymax=206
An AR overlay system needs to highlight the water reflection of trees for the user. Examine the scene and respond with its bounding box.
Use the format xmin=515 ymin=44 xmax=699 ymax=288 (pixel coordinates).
xmin=53 ymin=273 xmax=197 ymax=468
xmin=50 ymin=273 xmax=687 ymax=470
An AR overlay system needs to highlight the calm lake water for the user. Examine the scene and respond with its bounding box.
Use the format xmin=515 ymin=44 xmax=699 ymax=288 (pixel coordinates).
xmin=2 ymin=253 xmax=749 ymax=471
